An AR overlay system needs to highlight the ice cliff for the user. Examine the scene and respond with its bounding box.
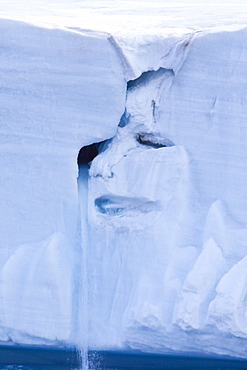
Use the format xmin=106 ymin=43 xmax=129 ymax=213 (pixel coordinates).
xmin=1 ymin=7 xmax=247 ymax=360
xmin=0 ymin=18 xmax=126 ymax=346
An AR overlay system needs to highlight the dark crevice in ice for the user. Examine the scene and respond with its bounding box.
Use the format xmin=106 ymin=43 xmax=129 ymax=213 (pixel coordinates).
xmin=127 ymin=67 xmax=174 ymax=90
xmin=151 ymin=100 xmax=156 ymax=124
xmin=136 ymin=133 xmax=175 ymax=149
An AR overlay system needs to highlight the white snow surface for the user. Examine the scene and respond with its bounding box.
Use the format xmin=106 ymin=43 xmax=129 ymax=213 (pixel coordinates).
xmin=1 ymin=0 xmax=247 ymax=359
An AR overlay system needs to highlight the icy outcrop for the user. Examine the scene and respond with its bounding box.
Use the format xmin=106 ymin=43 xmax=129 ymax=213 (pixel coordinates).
xmin=0 ymin=233 xmax=75 ymax=345
xmin=175 ymin=238 xmax=228 ymax=331
xmin=208 ymin=254 xmax=247 ymax=338
xmin=87 ymin=26 xmax=247 ymax=358
xmin=1 ymin=10 xmax=247 ymax=360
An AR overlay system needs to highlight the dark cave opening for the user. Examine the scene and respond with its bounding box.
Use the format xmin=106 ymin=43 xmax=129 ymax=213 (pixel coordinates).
xmin=77 ymin=141 xmax=104 ymax=166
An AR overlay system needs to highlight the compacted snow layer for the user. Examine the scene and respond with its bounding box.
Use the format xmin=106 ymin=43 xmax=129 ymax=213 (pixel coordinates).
xmin=1 ymin=8 xmax=247 ymax=360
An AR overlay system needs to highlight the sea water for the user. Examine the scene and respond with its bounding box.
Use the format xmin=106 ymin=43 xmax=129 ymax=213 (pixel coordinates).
xmin=1 ymin=348 xmax=247 ymax=370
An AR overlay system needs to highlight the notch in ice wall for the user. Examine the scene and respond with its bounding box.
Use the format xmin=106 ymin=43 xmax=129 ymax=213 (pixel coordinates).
xmin=108 ymin=32 xmax=195 ymax=80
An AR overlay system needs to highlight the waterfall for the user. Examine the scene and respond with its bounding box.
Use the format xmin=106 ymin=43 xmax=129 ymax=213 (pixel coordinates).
xmin=77 ymin=142 xmax=103 ymax=369
xmin=78 ymin=164 xmax=89 ymax=370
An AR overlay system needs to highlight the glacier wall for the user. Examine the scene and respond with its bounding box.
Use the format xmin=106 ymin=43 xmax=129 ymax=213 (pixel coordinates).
xmin=1 ymin=16 xmax=247 ymax=359
xmin=0 ymin=18 xmax=126 ymax=346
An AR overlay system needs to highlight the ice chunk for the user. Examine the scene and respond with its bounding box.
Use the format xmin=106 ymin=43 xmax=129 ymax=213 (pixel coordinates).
xmin=0 ymin=233 xmax=78 ymax=345
xmin=204 ymin=200 xmax=247 ymax=264
xmin=88 ymin=140 xmax=197 ymax=347
xmin=207 ymin=254 xmax=247 ymax=338
xmin=174 ymin=238 xmax=227 ymax=330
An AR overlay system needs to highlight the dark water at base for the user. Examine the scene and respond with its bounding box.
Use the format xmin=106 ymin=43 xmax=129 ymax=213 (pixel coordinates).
xmin=1 ymin=347 xmax=247 ymax=370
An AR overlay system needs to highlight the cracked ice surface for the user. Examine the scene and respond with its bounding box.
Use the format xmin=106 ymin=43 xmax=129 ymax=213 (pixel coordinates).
xmin=1 ymin=0 xmax=247 ymax=359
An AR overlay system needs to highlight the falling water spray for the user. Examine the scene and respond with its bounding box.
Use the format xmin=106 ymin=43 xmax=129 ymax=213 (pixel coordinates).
xmin=77 ymin=142 xmax=103 ymax=369
xmin=78 ymin=163 xmax=89 ymax=369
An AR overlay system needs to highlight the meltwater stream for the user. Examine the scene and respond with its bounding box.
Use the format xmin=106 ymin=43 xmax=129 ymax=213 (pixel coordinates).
xmin=77 ymin=142 xmax=103 ymax=369
xmin=78 ymin=164 xmax=89 ymax=370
